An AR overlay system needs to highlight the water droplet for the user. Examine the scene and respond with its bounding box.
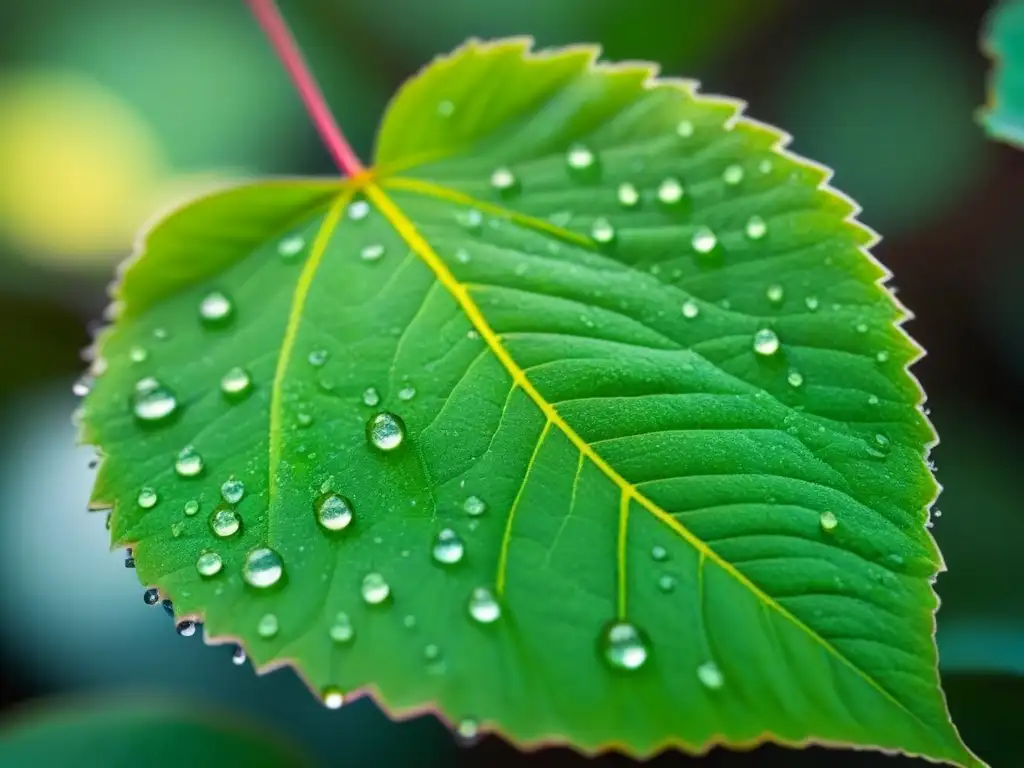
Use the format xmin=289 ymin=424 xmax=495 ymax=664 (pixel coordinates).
xmin=566 ymin=143 xmax=596 ymax=171
xmin=322 ymin=687 xmax=345 ymax=709
xmin=468 ymin=586 xmax=501 ymax=624
xmin=184 ymin=499 xmax=199 ymax=517
xmin=403 ymin=614 xmax=417 ymax=629
xmin=456 ymin=718 xmax=479 ymax=741
xmin=397 ymin=384 xmax=416 ymax=401
xmin=856 ymin=322 xmax=869 ymax=334
xmin=758 ymin=158 xmax=773 ymax=174
xmin=432 ymin=528 xmax=465 ymax=565
xmin=220 ymin=367 xmax=252 ymax=399
xmin=315 ymin=492 xmax=353 ymax=532
xmin=196 ymin=551 xmax=223 ymax=577
xmin=210 ymin=504 xmax=241 ymax=538
xmin=680 ymin=299 xmax=700 ymax=319
xmin=361 ymin=572 xmax=391 ymax=605
xmin=651 ymin=545 xmax=668 ymax=562
xmin=152 ymin=327 xmax=169 ymax=341
xmin=617 ymin=182 xmax=640 ymax=209
xmin=137 ymin=487 xmax=158 ymax=509
xmin=171 ymin=521 xmax=183 ymax=538
xmin=129 ymin=345 xmax=148 ymax=363
xmin=590 ymin=217 xmax=615 ymax=246
xmin=199 ymin=291 xmax=233 ymax=326
xmin=278 ymin=235 xmax=306 ymax=258
xmin=787 ymin=370 xmax=804 ymax=388
xmin=819 ymin=510 xmax=838 ymax=532
xmin=464 ymin=495 xmax=486 ymax=516
xmin=308 ymin=349 xmax=329 ymax=367
xmin=257 ymin=613 xmax=279 ymax=638
xmin=766 ymin=284 xmax=784 ymax=305
xmin=329 ymin=612 xmax=355 ymax=643
xmin=657 ymin=177 xmax=685 ymax=206
xmin=231 ymin=646 xmax=247 ymax=665
xmin=657 ymin=574 xmax=676 ymax=593
xmin=691 ymin=226 xmax=718 ymax=255
xmin=244 ymin=547 xmax=284 ymax=589
xmin=696 ymin=660 xmax=724 ymax=689
xmin=162 ymin=599 xmax=174 ymax=616
xmin=456 ymin=209 xmax=483 ymax=232
xmin=348 ymin=200 xmax=370 ymax=221
xmin=867 ymin=394 xmax=880 ymax=406
xmin=367 ymin=412 xmax=405 ymax=452
xmin=132 ymin=377 xmax=178 ymax=423
xmin=437 ymin=100 xmax=455 ymax=117
xmin=124 ymin=555 xmax=136 ymax=568
xmin=676 ymin=120 xmax=695 ymax=138
xmin=600 ymin=621 xmax=649 ymax=671
xmin=176 ymin=620 xmax=197 ymax=637
xmin=360 ymin=243 xmax=385 ymax=262
xmin=804 ymin=296 xmax=820 ymax=311
xmin=296 ymin=411 xmax=313 ymax=428
xmin=490 ymin=167 xmax=519 ymax=197
xmin=876 ymin=350 xmax=890 ymax=364
xmin=143 ymin=588 xmax=159 ymax=606
xmin=175 ymin=445 xmax=204 ymax=478
xmin=72 ymin=375 xmax=92 ymax=397
xmin=722 ymin=164 xmax=744 ymax=185
xmin=753 ymin=328 xmax=780 ymax=356
xmin=221 ymin=478 xmax=245 ymax=504
xmin=424 ymin=643 xmax=441 ymax=661
xmin=873 ymin=432 xmax=891 ymax=453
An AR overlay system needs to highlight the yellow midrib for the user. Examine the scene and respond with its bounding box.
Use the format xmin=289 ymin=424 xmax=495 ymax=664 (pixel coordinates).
xmin=361 ymin=178 xmax=946 ymax=748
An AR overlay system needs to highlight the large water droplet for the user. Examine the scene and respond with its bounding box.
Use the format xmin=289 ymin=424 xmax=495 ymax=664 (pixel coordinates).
xmin=137 ymin=487 xmax=158 ymax=509
xmin=617 ymin=182 xmax=640 ymax=209
xmin=657 ymin=178 xmax=685 ymax=207
xmin=244 ymin=547 xmax=284 ymax=589
xmin=722 ymin=164 xmax=744 ymax=186
xmin=432 ymin=528 xmax=465 ymax=565
xmin=348 ymin=200 xmax=370 ymax=221
xmin=322 ymin=687 xmax=345 ymax=710
xmin=210 ymin=504 xmax=241 ymax=538
xmin=691 ymin=226 xmax=718 ymax=255
xmin=490 ymin=167 xmax=520 ymax=197
xmin=361 ymin=572 xmax=391 ymax=605
xmin=367 ymin=412 xmax=405 ymax=452
xmin=361 ymin=387 xmax=380 ymax=407
xmin=464 ymin=495 xmax=486 ymax=516
xmin=199 ymin=291 xmax=234 ymax=326
xmin=132 ymin=377 xmax=178 ymax=423
xmin=590 ymin=217 xmax=616 ymax=246
xmin=467 ymin=586 xmax=501 ymax=624
xmin=315 ymin=492 xmax=353 ymax=532
xmin=696 ymin=660 xmax=724 ymax=689
xmin=329 ymin=612 xmax=355 ymax=644
xmin=745 ymin=215 xmax=768 ymax=241
xmin=681 ymin=299 xmax=699 ymax=319
xmin=600 ymin=621 xmax=649 ymax=671
xmin=753 ymin=328 xmax=780 ymax=356
xmin=220 ymin=367 xmax=252 ymax=399
xmin=196 ymin=551 xmax=223 ymax=577
xmin=278 ymin=235 xmax=306 ymax=259
xmin=183 ymin=499 xmax=199 ymax=517
xmin=175 ymin=445 xmax=204 ymax=478
xmin=257 ymin=613 xmax=279 ymax=638
xmin=819 ymin=510 xmax=838 ymax=532
xmin=360 ymin=244 xmax=385 ymax=263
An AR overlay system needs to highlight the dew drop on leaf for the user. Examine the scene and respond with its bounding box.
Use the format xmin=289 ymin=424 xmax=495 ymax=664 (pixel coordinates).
xmin=437 ymin=99 xmax=454 ymax=117
xmin=129 ymin=345 xmax=148 ymax=363
xmin=590 ymin=217 xmax=616 ymax=246
xmin=347 ymin=199 xmax=370 ymax=221
xmin=132 ymin=377 xmax=178 ymax=423
xmin=463 ymin=495 xmax=486 ymax=517
xmin=143 ymin=588 xmax=159 ymax=606
xmin=722 ymin=164 xmax=744 ymax=186
xmin=183 ymin=499 xmax=199 ymax=517
xmin=322 ymin=687 xmax=345 ymax=710
xmin=278 ymin=235 xmax=306 ymax=259
xmin=681 ymin=299 xmax=699 ymax=319
xmin=467 ymin=586 xmax=501 ymax=624
xmin=397 ymin=384 xmax=416 ymax=402
xmin=766 ymin=283 xmax=784 ymax=305
xmin=600 ymin=621 xmax=649 ymax=671
xmin=566 ymin=143 xmax=596 ymax=172
xmin=657 ymin=177 xmax=685 ymax=207
xmin=651 ymin=545 xmax=668 ymax=562
xmin=152 ymin=327 xmax=169 ymax=341
xmin=876 ymin=350 xmax=890 ymax=364
xmin=366 ymin=412 xmax=406 ymax=452
xmin=676 ymin=119 xmax=695 ymax=138
xmin=616 ymin=182 xmax=640 ymax=209
xmin=696 ymin=661 xmax=724 ymax=689
xmin=210 ymin=504 xmax=241 ymax=538
xmin=307 ymin=349 xmax=329 ymax=367
xmin=489 ymin=166 xmax=520 ymax=197
xmin=432 ymin=528 xmax=465 ymax=565
xmin=657 ymin=574 xmax=676 ymax=593
xmin=221 ymin=478 xmax=245 ymax=504
xmin=257 ymin=613 xmax=279 ymax=638
xmin=868 ymin=394 xmax=880 ymax=406
xmin=856 ymin=322 xmax=869 ymax=334
xmin=361 ymin=572 xmax=391 ymax=605
xmin=176 ymin=620 xmax=197 ymax=637
xmin=691 ymin=226 xmax=718 ymax=255
xmin=73 ymin=376 xmax=92 ymax=397
xmin=220 ymin=367 xmax=252 ymax=399
xmin=787 ymin=370 xmax=804 ymax=388
xmin=137 ymin=486 xmax=158 ymax=509
xmin=174 ymin=445 xmax=204 ymax=478
xmin=804 ymin=296 xmax=820 ymax=311
xmin=231 ymin=646 xmax=247 ymax=666
xmin=360 ymin=243 xmax=385 ymax=262
xmin=361 ymin=387 xmax=380 ymax=407
xmin=819 ymin=510 xmax=838 ymax=532
xmin=196 ymin=551 xmax=223 ymax=577
xmin=315 ymin=492 xmax=353 ymax=532
xmin=745 ymin=215 xmax=768 ymax=240
xmin=244 ymin=547 xmax=284 ymax=589
xmin=753 ymin=328 xmax=780 ymax=356
xmin=329 ymin=612 xmax=355 ymax=644
xmin=198 ymin=290 xmax=234 ymax=326
xmin=456 ymin=718 xmax=480 ymax=741
xmin=456 ymin=208 xmax=483 ymax=232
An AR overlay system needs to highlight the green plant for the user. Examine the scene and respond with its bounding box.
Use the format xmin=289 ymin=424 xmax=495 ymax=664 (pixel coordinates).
xmin=74 ymin=1 xmax=985 ymax=765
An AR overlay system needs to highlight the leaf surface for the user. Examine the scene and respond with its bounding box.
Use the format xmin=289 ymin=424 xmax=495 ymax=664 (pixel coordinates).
xmin=981 ymin=0 xmax=1024 ymax=147
xmin=81 ymin=38 xmax=981 ymax=765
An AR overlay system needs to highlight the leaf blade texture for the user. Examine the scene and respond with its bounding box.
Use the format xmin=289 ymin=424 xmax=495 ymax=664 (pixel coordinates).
xmin=81 ymin=38 xmax=982 ymax=766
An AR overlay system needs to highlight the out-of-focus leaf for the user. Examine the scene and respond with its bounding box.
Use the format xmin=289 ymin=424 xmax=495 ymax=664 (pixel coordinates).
xmin=980 ymin=0 xmax=1024 ymax=147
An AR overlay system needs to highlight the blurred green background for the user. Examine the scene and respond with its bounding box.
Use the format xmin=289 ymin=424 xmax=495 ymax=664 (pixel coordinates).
xmin=0 ymin=0 xmax=1020 ymax=765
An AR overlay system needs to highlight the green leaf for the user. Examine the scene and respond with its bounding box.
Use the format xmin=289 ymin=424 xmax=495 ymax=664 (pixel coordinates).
xmin=981 ymin=0 xmax=1024 ymax=147
xmin=81 ymin=38 xmax=982 ymax=765
xmin=0 ymin=697 xmax=307 ymax=767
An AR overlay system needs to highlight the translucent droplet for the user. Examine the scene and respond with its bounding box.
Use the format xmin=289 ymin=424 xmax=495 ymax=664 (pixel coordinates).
xmin=397 ymin=385 xmax=416 ymax=402
xmin=676 ymin=120 xmax=695 ymax=138
xmin=856 ymin=322 xmax=869 ymax=334
xmin=143 ymin=588 xmax=160 ymax=606
xmin=278 ymin=235 xmax=306 ymax=259
xmin=221 ymin=478 xmax=245 ymax=504
xmin=424 ymin=643 xmax=441 ymax=661
xmin=296 ymin=411 xmax=313 ymax=428
xmin=456 ymin=718 xmax=479 ymax=741
xmin=876 ymin=350 xmax=890 ymax=364
xmin=308 ymin=349 xmax=329 ymax=367
xmin=152 ymin=327 xmax=169 ymax=341
xmin=432 ymin=528 xmax=465 ymax=565
xmin=691 ymin=226 xmax=718 ymax=254
xmin=132 ymin=377 xmax=178 ymax=423
xmin=766 ymin=284 xmax=784 ymax=305
xmin=329 ymin=612 xmax=355 ymax=643
xmin=315 ymin=492 xmax=353 ymax=532
xmin=804 ymin=296 xmax=820 ymax=311
xmin=467 ymin=587 xmax=501 ymax=624
xmin=617 ymin=182 xmax=640 ymax=209
xmin=210 ymin=504 xmax=241 ymax=538
xmin=464 ymin=495 xmax=486 ymax=517
xmin=360 ymin=244 xmax=385 ymax=262
xmin=403 ymin=615 xmax=417 ymax=629
xmin=175 ymin=445 xmax=204 ymax=478
xmin=753 ymin=328 xmax=780 ymax=356
xmin=657 ymin=574 xmax=676 ymax=593
xmin=137 ymin=487 xmax=158 ymax=509
xmin=868 ymin=394 xmax=880 ymax=406
xmin=490 ymin=167 xmax=519 ymax=197
xmin=787 ymin=370 xmax=804 ymax=388
xmin=873 ymin=432 xmax=891 ymax=453
xmin=176 ymin=620 xmax=197 ymax=637
xmin=220 ymin=367 xmax=252 ymax=398
xmin=171 ymin=521 xmax=184 ymax=538
xmin=657 ymin=177 xmax=685 ymax=206
xmin=183 ymin=499 xmax=199 ymax=517
xmin=125 ymin=555 xmax=136 ymax=568
xmin=231 ymin=646 xmax=247 ymax=666
xmin=322 ymin=687 xmax=345 ymax=709
xmin=437 ymin=100 xmax=455 ymax=117
xmin=72 ymin=375 xmax=92 ymax=397
xmin=697 ymin=660 xmax=724 ymax=689
xmin=456 ymin=209 xmax=483 ymax=232
xmin=348 ymin=200 xmax=370 ymax=221
xmin=681 ymin=299 xmax=699 ymax=319
xmin=745 ymin=215 xmax=767 ymax=240
xmin=590 ymin=217 xmax=615 ymax=245
xmin=361 ymin=572 xmax=391 ymax=605
xmin=819 ymin=510 xmax=838 ymax=532
xmin=244 ymin=547 xmax=284 ymax=589
xmin=566 ymin=143 xmax=596 ymax=172
xmin=722 ymin=164 xmax=744 ymax=185
xmin=199 ymin=291 xmax=233 ymax=326
xmin=129 ymin=345 xmax=148 ymax=363
xmin=600 ymin=621 xmax=649 ymax=671
xmin=353 ymin=388 xmax=378 ymax=409
xmin=162 ymin=599 xmax=174 ymax=616
xmin=366 ymin=412 xmax=405 ymax=452
xmin=257 ymin=613 xmax=279 ymax=638
xmin=758 ymin=158 xmax=773 ymax=174
xmin=196 ymin=551 xmax=223 ymax=577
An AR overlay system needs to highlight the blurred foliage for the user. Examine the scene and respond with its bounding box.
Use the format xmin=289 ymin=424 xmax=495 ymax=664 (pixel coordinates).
xmin=980 ymin=0 xmax=1024 ymax=146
